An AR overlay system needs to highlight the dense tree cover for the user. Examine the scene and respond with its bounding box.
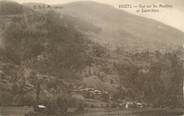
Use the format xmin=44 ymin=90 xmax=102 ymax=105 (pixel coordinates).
xmin=114 ymin=50 xmax=184 ymax=107
xmin=0 ymin=10 xmax=96 ymax=105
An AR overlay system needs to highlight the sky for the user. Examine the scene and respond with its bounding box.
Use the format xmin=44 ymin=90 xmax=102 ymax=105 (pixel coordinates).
xmin=4 ymin=0 xmax=184 ymax=32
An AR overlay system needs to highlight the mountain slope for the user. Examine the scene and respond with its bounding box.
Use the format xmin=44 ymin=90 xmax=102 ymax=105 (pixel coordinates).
xmin=0 ymin=1 xmax=24 ymax=15
xmin=0 ymin=1 xmax=183 ymax=106
xmin=56 ymin=1 xmax=184 ymax=52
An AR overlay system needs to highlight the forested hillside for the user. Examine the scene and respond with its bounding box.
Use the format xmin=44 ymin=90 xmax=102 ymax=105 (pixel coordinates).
xmin=0 ymin=2 xmax=101 ymax=105
xmin=0 ymin=1 xmax=183 ymax=107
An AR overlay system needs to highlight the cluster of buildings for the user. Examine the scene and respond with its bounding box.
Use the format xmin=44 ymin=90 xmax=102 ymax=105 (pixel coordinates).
xmin=72 ymin=87 xmax=109 ymax=100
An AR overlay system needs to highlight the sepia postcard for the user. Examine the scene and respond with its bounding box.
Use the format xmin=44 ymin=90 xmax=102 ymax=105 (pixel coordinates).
xmin=0 ymin=0 xmax=184 ymax=116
